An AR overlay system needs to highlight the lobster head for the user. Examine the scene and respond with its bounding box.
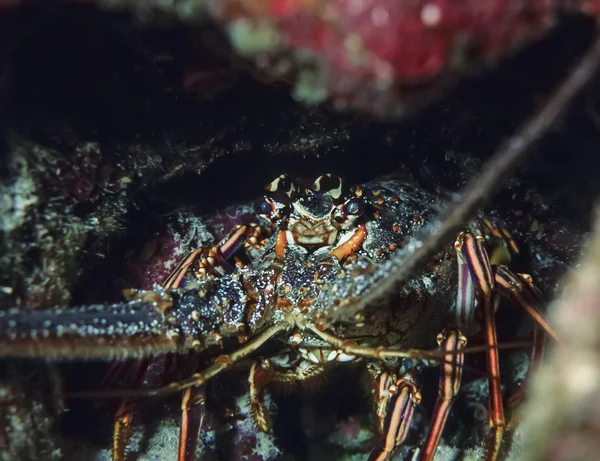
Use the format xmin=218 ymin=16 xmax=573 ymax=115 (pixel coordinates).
xmin=255 ymin=174 xmax=366 ymax=250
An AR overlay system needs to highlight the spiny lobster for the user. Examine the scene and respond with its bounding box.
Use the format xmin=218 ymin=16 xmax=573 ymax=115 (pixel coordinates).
xmin=0 ymin=173 xmax=556 ymax=461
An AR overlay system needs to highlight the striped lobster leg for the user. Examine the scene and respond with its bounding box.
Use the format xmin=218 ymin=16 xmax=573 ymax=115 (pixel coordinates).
xmin=454 ymin=231 xmax=505 ymax=461
xmin=453 ymin=231 xmax=557 ymax=461
xmin=367 ymin=364 xmax=422 ymax=461
xmin=494 ymin=266 xmax=554 ymax=428
xmin=178 ymin=385 xmax=207 ymax=461
xmin=419 ymin=328 xmax=467 ymax=461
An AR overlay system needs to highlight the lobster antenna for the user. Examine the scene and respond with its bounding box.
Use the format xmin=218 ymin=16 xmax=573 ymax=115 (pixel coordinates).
xmin=58 ymin=338 xmax=534 ymax=402
xmin=66 ymin=321 xmax=292 ymax=400
xmin=337 ymin=33 xmax=600 ymax=317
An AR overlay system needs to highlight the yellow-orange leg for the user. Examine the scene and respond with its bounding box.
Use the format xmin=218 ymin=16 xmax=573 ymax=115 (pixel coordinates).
xmin=328 ymin=224 xmax=367 ymax=262
xmin=178 ymin=385 xmax=206 ymax=461
xmin=368 ymin=367 xmax=422 ymax=461
xmin=304 ymin=328 xmax=446 ymax=364
xmin=101 ymin=362 xmax=131 ymax=460
xmin=420 ymin=329 xmax=467 ymax=461
xmin=111 ymin=359 xmax=150 ymax=461
xmin=113 ymin=404 xmax=134 ymax=461
xmin=249 ymin=359 xmax=274 ymax=432
xmin=368 ymin=365 xmax=396 ymax=435
xmin=249 ymin=355 xmax=325 ymax=432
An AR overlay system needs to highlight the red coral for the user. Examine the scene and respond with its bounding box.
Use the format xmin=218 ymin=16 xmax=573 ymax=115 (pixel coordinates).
xmin=209 ymin=0 xmax=590 ymax=116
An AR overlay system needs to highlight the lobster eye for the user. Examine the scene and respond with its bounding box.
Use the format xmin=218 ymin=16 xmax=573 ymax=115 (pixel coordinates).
xmin=255 ymin=197 xmax=274 ymax=215
xmin=343 ymin=198 xmax=364 ymax=217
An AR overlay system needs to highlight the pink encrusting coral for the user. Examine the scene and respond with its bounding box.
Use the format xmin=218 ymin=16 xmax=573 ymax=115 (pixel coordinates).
xmin=124 ymin=233 xmax=184 ymax=291
xmin=208 ymin=0 xmax=593 ymax=115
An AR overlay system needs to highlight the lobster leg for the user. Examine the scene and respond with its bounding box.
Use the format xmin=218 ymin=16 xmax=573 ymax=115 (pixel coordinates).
xmin=419 ymin=328 xmax=467 ymax=461
xmin=328 ymin=224 xmax=367 ymax=262
xmin=456 ymin=231 xmax=504 ymax=461
xmin=306 ymin=232 xmax=551 ymax=460
xmin=112 ymin=359 xmax=149 ymax=461
xmin=249 ymin=359 xmax=274 ymax=432
xmin=494 ymin=266 xmax=557 ymax=340
xmin=111 ymin=225 xmax=261 ymax=461
xmin=494 ymin=267 xmax=549 ymax=428
xmin=368 ymin=365 xmax=422 ymax=461
xmin=178 ymin=385 xmax=206 ymax=461
xmin=162 ymin=247 xmax=207 ymax=289
xmin=163 ymin=224 xmax=262 ymax=287
xmin=113 ymin=401 xmax=134 ymax=461
xmin=249 ymin=354 xmax=325 ymax=432
xmin=368 ymin=364 xmax=397 ymax=435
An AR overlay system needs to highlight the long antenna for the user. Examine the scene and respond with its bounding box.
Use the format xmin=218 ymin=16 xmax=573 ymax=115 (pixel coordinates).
xmin=334 ymin=33 xmax=600 ymax=318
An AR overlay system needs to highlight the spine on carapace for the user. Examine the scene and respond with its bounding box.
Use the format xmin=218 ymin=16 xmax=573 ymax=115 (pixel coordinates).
xmin=0 ymin=302 xmax=177 ymax=361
